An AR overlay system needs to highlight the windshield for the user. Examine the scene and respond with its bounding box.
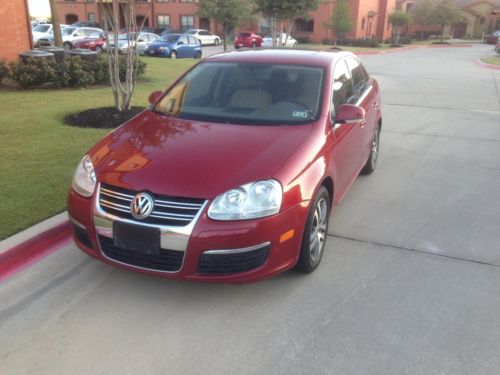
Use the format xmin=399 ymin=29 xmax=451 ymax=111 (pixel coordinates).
xmin=154 ymin=62 xmax=324 ymax=125
xmin=62 ymin=27 xmax=76 ymax=35
xmin=33 ymin=25 xmax=50 ymax=32
xmin=161 ymin=35 xmax=179 ymax=43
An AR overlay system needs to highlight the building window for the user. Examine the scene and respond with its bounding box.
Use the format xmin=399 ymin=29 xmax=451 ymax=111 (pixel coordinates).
xmin=180 ymin=0 xmax=195 ymax=3
xmin=181 ymin=15 xmax=194 ymax=31
xmin=157 ymin=15 xmax=170 ymax=27
xmin=361 ymin=17 xmax=365 ymax=30
xmin=88 ymin=13 xmax=96 ymax=22
xmin=85 ymin=0 xmax=94 ymax=3
xmin=479 ymin=17 xmax=485 ymax=24
xmin=157 ymin=0 xmax=169 ymax=2
xmin=294 ymin=18 xmax=314 ymax=33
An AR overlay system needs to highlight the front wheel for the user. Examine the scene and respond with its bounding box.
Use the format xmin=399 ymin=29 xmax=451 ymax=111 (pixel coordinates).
xmin=214 ymin=38 xmax=220 ymax=46
xmin=169 ymin=50 xmax=177 ymax=59
xmin=296 ymin=186 xmax=330 ymax=273
xmin=360 ymin=124 xmax=381 ymax=175
xmin=63 ymin=42 xmax=72 ymax=51
xmin=95 ymin=46 xmax=103 ymax=54
xmin=194 ymin=51 xmax=201 ymax=59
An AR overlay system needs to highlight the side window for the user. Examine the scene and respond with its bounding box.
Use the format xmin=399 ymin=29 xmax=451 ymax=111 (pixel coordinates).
xmin=200 ymin=31 xmax=210 ymax=36
xmin=345 ymin=57 xmax=370 ymax=99
xmin=332 ymin=60 xmax=356 ymax=115
xmin=179 ymin=36 xmax=188 ymax=44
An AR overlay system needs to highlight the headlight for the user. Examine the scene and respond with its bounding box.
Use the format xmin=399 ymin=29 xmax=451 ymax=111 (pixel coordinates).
xmin=208 ymin=179 xmax=282 ymax=220
xmin=72 ymin=155 xmax=96 ymax=197
xmin=159 ymin=47 xmax=169 ymax=51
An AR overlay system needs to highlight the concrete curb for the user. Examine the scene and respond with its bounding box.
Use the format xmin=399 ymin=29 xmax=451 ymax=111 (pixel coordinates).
xmin=355 ymin=43 xmax=473 ymax=55
xmin=0 ymin=212 xmax=72 ymax=282
xmin=475 ymin=58 xmax=500 ymax=70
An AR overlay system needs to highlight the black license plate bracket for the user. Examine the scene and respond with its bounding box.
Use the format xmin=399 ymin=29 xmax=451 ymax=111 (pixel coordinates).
xmin=113 ymin=222 xmax=161 ymax=255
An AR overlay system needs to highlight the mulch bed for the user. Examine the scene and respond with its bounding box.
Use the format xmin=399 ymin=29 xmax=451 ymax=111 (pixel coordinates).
xmin=64 ymin=106 xmax=144 ymax=129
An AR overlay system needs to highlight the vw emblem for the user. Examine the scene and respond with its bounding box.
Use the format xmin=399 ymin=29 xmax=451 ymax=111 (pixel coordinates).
xmin=130 ymin=193 xmax=154 ymax=219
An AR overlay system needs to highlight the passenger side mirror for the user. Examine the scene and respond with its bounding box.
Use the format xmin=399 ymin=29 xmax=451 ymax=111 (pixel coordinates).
xmin=334 ymin=104 xmax=366 ymax=125
xmin=148 ymin=90 xmax=163 ymax=105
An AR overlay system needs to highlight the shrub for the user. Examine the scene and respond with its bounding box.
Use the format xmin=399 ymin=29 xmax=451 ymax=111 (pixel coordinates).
xmin=295 ymin=36 xmax=311 ymax=44
xmin=9 ymin=55 xmax=147 ymax=89
xmin=399 ymin=35 xmax=413 ymax=44
xmin=0 ymin=61 xmax=9 ymax=83
xmin=321 ymin=38 xmax=333 ymax=45
xmin=10 ymin=57 xmax=57 ymax=88
xmin=337 ymin=38 xmax=380 ymax=48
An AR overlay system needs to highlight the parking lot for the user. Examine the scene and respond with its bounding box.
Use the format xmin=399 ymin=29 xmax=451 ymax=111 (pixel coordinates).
xmin=1 ymin=44 xmax=499 ymax=374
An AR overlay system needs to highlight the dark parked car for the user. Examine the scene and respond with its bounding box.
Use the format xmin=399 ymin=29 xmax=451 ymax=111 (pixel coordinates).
xmin=73 ymin=31 xmax=109 ymax=52
xmin=234 ymin=32 xmax=263 ymax=48
xmin=145 ymin=34 xmax=201 ymax=58
xmin=485 ymin=30 xmax=500 ymax=44
xmin=68 ymin=49 xmax=382 ymax=283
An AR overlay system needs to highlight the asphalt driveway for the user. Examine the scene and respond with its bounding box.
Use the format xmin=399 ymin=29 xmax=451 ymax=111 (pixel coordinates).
xmin=1 ymin=44 xmax=500 ymax=375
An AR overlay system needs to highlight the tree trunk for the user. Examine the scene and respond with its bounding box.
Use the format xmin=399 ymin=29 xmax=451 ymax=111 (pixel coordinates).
xmin=48 ymin=0 xmax=63 ymax=47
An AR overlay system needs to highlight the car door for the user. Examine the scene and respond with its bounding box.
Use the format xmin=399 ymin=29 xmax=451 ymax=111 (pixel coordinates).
xmin=198 ymin=31 xmax=210 ymax=45
xmin=186 ymin=36 xmax=197 ymax=57
xmin=345 ymin=56 xmax=378 ymax=164
xmin=177 ymin=35 xmax=189 ymax=57
xmin=329 ymin=58 xmax=367 ymax=195
xmin=136 ymin=33 xmax=149 ymax=54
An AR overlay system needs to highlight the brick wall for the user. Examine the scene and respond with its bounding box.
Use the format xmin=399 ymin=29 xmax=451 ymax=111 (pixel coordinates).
xmin=0 ymin=0 xmax=31 ymax=61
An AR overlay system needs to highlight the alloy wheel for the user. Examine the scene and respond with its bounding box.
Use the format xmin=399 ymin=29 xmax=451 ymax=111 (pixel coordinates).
xmin=309 ymin=197 xmax=328 ymax=264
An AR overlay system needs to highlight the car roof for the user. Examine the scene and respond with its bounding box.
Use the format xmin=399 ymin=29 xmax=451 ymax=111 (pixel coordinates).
xmin=205 ymin=49 xmax=352 ymax=67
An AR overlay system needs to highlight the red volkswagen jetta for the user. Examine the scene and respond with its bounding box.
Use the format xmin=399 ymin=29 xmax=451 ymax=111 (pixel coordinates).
xmin=68 ymin=49 xmax=381 ymax=283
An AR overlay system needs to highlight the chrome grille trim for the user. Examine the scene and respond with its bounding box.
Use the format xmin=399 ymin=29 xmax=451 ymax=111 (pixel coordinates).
xmin=97 ymin=183 xmax=206 ymax=227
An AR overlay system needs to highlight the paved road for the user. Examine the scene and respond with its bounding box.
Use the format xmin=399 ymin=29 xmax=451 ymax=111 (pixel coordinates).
xmin=1 ymin=44 xmax=500 ymax=375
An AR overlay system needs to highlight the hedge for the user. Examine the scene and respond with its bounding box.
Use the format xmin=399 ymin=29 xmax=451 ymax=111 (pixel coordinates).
xmin=6 ymin=55 xmax=146 ymax=89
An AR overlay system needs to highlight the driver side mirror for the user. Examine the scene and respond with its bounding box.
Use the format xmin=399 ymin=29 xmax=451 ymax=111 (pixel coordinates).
xmin=334 ymin=104 xmax=366 ymax=125
xmin=138 ymin=39 xmax=145 ymax=42
xmin=177 ymin=41 xmax=184 ymax=45
xmin=148 ymin=90 xmax=163 ymax=105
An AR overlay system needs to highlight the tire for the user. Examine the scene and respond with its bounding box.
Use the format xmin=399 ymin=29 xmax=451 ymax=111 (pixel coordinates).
xmin=293 ymin=42 xmax=297 ymax=48
xmin=214 ymin=38 xmax=220 ymax=46
xmin=251 ymin=42 xmax=256 ymax=48
xmin=170 ymin=50 xmax=177 ymax=59
xmin=95 ymin=46 xmax=103 ymax=54
xmin=296 ymin=186 xmax=330 ymax=273
xmin=194 ymin=51 xmax=202 ymax=59
xmin=63 ymin=42 xmax=72 ymax=51
xmin=360 ymin=123 xmax=381 ymax=175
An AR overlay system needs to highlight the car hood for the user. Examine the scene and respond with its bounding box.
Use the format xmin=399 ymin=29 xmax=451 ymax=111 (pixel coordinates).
xmin=91 ymin=110 xmax=312 ymax=199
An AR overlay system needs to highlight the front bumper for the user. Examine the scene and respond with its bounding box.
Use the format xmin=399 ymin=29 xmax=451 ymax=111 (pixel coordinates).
xmin=145 ymin=49 xmax=170 ymax=57
xmin=68 ymin=187 xmax=309 ymax=283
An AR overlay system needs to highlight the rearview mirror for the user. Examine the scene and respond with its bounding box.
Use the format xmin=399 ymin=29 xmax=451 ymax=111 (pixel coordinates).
xmin=148 ymin=90 xmax=163 ymax=105
xmin=334 ymin=104 xmax=366 ymax=125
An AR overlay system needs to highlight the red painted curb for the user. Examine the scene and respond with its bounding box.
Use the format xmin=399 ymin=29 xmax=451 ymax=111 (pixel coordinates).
xmin=475 ymin=58 xmax=500 ymax=70
xmin=0 ymin=221 xmax=72 ymax=283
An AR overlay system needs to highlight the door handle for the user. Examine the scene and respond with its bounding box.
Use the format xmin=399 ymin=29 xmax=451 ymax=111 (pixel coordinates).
xmin=360 ymin=119 xmax=366 ymax=128
xmin=373 ymin=102 xmax=378 ymax=109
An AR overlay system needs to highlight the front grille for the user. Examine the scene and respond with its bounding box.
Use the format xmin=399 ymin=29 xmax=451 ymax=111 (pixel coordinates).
xmin=74 ymin=225 xmax=93 ymax=249
xmin=98 ymin=235 xmax=184 ymax=272
xmin=98 ymin=183 xmax=205 ymax=227
xmin=198 ymin=244 xmax=270 ymax=275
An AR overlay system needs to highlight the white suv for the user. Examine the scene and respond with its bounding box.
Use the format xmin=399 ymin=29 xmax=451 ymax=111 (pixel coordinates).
xmin=184 ymin=29 xmax=220 ymax=46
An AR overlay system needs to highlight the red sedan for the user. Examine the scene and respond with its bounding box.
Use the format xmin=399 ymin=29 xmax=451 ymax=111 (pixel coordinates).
xmin=68 ymin=49 xmax=382 ymax=283
xmin=73 ymin=31 xmax=108 ymax=52
xmin=234 ymin=31 xmax=263 ymax=48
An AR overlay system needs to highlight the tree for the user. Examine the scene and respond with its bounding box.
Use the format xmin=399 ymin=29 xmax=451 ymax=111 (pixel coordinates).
xmin=48 ymin=0 xmax=63 ymax=47
xmin=388 ymin=10 xmax=411 ymax=45
xmin=431 ymin=0 xmax=462 ymax=42
xmin=197 ymin=0 xmax=255 ymax=51
xmin=100 ymin=0 xmax=150 ymax=111
xmin=410 ymin=0 xmax=434 ymax=40
xmin=257 ymin=0 xmax=319 ymax=47
xmin=326 ymin=0 xmax=353 ymax=46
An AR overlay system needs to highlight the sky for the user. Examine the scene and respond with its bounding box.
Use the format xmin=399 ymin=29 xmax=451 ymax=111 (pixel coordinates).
xmin=28 ymin=0 xmax=51 ymax=18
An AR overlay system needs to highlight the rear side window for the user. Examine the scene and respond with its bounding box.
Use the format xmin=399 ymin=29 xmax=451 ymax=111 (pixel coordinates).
xmin=345 ymin=57 xmax=370 ymax=99
xmin=332 ymin=60 xmax=356 ymax=115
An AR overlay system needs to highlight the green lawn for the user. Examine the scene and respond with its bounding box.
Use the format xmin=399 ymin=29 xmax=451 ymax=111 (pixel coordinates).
xmin=0 ymin=57 xmax=196 ymax=240
xmin=480 ymin=56 xmax=500 ymax=66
